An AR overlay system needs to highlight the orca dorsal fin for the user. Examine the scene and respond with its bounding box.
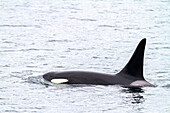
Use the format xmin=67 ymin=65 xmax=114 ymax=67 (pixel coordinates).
xmin=118 ymin=38 xmax=146 ymax=80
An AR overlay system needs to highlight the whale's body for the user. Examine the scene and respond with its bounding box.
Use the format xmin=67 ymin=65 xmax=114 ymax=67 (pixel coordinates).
xmin=43 ymin=39 xmax=155 ymax=87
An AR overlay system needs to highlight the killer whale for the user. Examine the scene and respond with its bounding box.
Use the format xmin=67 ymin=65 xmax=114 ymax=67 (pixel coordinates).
xmin=43 ymin=38 xmax=155 ymax=87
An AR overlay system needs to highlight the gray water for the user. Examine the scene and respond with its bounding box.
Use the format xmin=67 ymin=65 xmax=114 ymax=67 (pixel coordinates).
xmin=0 ymin=0 xmax=170 ymax=112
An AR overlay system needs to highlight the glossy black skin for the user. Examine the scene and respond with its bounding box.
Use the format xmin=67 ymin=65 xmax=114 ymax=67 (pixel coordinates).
xmin=43 ymin=71 xmax=141 ymax=85
xmin=43 ymin=38 xmax=154 ymax=87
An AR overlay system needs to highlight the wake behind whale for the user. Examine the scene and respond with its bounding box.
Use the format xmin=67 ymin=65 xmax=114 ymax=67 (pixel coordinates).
xmin=43 ymin=38 xmax=155 ymax=87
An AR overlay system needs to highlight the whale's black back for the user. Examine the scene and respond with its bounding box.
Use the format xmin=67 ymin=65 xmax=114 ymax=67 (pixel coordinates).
xmin=43 ymin=38 xmax=154 ymax=87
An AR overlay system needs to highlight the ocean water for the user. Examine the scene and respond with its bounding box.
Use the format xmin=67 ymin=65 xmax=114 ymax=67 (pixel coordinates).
xmin=0 ymin=0 xmax=170 ymax=112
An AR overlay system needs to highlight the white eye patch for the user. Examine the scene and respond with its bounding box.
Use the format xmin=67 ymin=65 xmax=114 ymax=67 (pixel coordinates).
xmin=51 ymin=79 xmax=69 ymax=84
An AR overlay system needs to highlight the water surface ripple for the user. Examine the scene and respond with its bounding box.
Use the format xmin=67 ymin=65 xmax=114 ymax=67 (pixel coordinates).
xmin=0 ymin=0 xmax=170 ymax=113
